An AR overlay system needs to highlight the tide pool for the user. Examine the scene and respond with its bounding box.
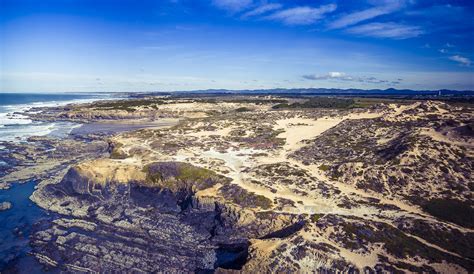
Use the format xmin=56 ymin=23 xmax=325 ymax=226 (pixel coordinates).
xmin=0 ymin=181 xmax=51 ymax=272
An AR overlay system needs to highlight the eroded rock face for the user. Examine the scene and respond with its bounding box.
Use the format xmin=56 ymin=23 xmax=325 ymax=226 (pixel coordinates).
xmin=31 ymin=162 xmax=216 ymax=271
xmin=30 ymin=161 xmax=298 ymax=272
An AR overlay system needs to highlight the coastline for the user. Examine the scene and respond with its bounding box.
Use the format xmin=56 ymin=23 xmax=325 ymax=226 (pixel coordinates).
xmin=0 ymin=95 xmax=472 ymax=273
xmin=70 ymin=118 xmax=179 ymax=136
xmin=0 ymin=93 xmax=120 ymax=142
xmin=0 ymin=95 xmax=180 ymax=271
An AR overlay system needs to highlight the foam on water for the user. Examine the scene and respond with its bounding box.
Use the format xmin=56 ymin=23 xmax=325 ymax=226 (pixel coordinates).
xmin=0 ymin=122 xmax=57 ymax=142
xmin=0 ymin=93 xmax=118 ymax=142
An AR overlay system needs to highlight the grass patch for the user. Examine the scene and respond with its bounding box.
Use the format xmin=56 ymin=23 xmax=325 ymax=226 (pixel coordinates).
xmin=176 ymin=164 xmax=215 ymax=183
xmin=220 ymin=184 xmax=273 ymax=209
xmin=142 ymin=162 xmax=223 ymax=191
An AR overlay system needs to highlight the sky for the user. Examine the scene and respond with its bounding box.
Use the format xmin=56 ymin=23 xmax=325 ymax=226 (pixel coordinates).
xmin=0 ymin=0 xmax=473 ymax=92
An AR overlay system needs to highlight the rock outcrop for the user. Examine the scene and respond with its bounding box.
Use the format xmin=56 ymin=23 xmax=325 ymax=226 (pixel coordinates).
xmin=30 ymin=160 xmax=300 ymax=272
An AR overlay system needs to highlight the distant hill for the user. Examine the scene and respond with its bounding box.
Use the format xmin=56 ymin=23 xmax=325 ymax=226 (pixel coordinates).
xmin=130 ymin=88 xmax=474 ymax=98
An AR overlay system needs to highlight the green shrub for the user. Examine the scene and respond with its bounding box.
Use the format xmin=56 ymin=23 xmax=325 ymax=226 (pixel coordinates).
xmin=176 ymin=165 xmax=214 ymax=183
xmin=235 ymin=107 xmax=252 ymax=112
xmin=318 ymin=164 xmax=330 ymax=171
xmin=311 ymin=214 xmax=323 ymax=222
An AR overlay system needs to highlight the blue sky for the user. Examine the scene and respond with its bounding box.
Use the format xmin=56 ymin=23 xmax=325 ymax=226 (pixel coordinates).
xmin=0 ymin=0 xmax=473 ymax=92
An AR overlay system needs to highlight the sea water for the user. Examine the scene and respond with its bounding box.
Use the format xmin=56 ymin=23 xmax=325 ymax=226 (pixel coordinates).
xmin=0 ymin=92 xmax=116 ymax=142
xmin=0 ymin=181 xmax=51 ymax=272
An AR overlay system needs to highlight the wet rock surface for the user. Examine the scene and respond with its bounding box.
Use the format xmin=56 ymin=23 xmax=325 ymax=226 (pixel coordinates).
xmin=0 ymin=136 xmax=110 ymax=187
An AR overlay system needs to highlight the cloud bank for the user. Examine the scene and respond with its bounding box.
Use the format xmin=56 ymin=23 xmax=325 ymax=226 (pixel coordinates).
xmin=449 ymin=55 xmax=471 ymax=66
xmin=212 ymin=0 xmax=253 ymax=12
xmin=242 ymin=3 xmax=282 ymax=18
xmin=346 ymin=22 xmax=423 ymax=39
xmin=303 ymin=72 xmax=400 ymax=85
xmin=328 ymin=0 xmax=409 ymax=29
xmin=264 ymin=4 xmax=337 ymax=25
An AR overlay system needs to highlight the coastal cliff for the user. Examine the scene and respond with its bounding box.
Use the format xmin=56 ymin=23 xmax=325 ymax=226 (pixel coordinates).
xmin=30 ymin=160 xmax=305 ymax=272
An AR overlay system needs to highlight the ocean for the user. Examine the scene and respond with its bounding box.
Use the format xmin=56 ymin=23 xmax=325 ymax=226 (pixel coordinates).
xmin=0 ymin=93 xmax=117 ymax=142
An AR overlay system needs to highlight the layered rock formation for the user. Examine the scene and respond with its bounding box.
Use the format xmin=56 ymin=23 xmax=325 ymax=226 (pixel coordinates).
xmin=30 ymin=160 xmax=302 ymax=272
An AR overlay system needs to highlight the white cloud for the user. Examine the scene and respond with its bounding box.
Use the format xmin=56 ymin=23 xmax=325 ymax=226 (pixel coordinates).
xmin=242 ymin=3 xmax=282 ymax=18
xmin=449 ymin=55 xmax=471 ymax=66
xmin=328 ymin=0 xmax=409 ymax=29
xmin=302 ymin=71 xmax=396 ymax=84
xmin=265 ymin=4 xmax=337 ymax=25
xmin=346 ymin=22 xmax=423 ymax=39
xmin=303 ymin=71 xmax=351 ymax=80
xmin=328 ymin=71 xmax=345 ymax=78
xmin=212 ymin=0 xmax=253 ymax=12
